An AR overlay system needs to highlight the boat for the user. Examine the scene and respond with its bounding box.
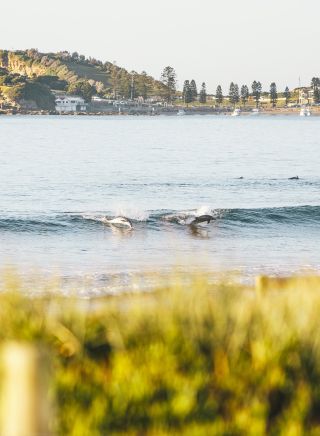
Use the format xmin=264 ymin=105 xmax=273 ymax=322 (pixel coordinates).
xmin=251 ymin=108 xmax=260 ymax=115
xmin=177 ymin=109 xmax=186 ymax=116
xmin=300 ymin=106 xmax=311 ymax=117
xmin=231 ymin=108 xmax=240 ymax=117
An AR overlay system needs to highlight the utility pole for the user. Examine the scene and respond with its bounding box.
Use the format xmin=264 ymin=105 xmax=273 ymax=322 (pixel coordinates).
xmin=130 ymin=72 xmax=135 ymax=101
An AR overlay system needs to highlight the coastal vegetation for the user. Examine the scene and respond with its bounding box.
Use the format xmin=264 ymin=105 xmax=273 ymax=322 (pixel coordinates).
xmin=215 ymin=85 xmax=223 ymax=106
xmin=270 ymin=82 xmax=278 ymax=108
xmin=0 ymin=49 xmax=169 ymax=109
xmin=199 ymin=82 xmax=207 ymax=103
xmin=240 ymin=85 xmax=249 ymax=106
xmin=160 ymin=66 xmax=177 ymax=102
xmin=1 ymin=272 xmax=320 ymax=434
xmin=0 ymin=67 xmax=56 ymax=110
xmin=0 ymin=48 xmax=320 ymax=111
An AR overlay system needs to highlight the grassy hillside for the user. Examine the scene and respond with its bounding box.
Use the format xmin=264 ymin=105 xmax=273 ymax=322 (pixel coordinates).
xmin=63 ymin=60 xmax=111 ymax=87
xmin=0 ymin=49 xmax=166 ymax=100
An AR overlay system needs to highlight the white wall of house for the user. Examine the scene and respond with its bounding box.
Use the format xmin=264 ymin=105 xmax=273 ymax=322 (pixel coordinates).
xmin=55 ymin=96 xmax=87 ymax=112
xmin=298 ymin=88 xmax=313 ymax=105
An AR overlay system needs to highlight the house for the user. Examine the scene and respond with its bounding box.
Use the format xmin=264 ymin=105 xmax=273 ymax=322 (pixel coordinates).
xmin=296 ymin=87 xmax=314 ymax=105
xmin=55 ymin=96 xmax=87 ymax=113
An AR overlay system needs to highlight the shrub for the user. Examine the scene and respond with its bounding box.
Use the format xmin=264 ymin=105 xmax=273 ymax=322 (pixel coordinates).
xmin=0 ymin=274 xmax=320 ymax=434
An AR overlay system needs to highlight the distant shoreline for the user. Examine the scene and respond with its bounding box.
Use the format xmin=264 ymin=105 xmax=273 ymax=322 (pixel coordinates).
xmin=1 ymin=107 xmax=320 ymax=116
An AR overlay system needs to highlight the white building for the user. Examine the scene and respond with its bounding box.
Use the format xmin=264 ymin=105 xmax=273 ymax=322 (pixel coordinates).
xmin=55 ymin=96 xmax=87 ymax=113
xmin=297 ymin=88 xmax=314 ymax=106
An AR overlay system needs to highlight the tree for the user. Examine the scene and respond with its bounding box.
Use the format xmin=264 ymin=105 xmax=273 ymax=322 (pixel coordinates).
xmin=229 ymin=82 xmax=235 ymax=106
xmin=229 ymin=82 xmax=239 ymax=107
xmin=234 ymin=84 xmax=239 ymax=106
xmin=252 ymin=81 xmax=262 ymax=108
xmin=182 ymin=80 xmax=190 ymax=102
xmin=4 ymin=82 xmax=55 ymax=110
xmin=67 ymin=81 xmax=96 ymax=101
xmin=136 ymin=71 xmax=152 ymax=100
xmin=311 ymin=77 xmax=320 ymax=91
xmin=199 ymin=82 xmax=207 ymax=104
xmin=160 ymin=66 xmax=177 ymax=103
xmin=95 ymin=81 xmax=105 ymax=95
xmin=311 ymin=78 xmax=320 ymax=104
xmin=270 ymin=82 xmax=277 ymax=108
xmin=284 ymin=86 xmax=291 ymax=106
xmin=129 ymin=71 xmax=137 ymax=100
xmin=36 ymin=75 xmax=68 ymax=91
xmin=110 ymin=65 xmax=120 ymax=99
xmin=182 ymin=80 xmax=192 ymax=105
xmin=4 ymin=84 xmax=24 ymax=102
xmin=314 ymin=87 xmax=320 ymax=104
xmin=216 ymin=85 xmax=223 ymax=106
xmin=190 ymin=79 xmax=197 ymax=101
xmin=240 ymin=85 xmax=249 ymax=106
xmin=118 ymin=70 xmax=131 ymax=99
xmin=185 ymin=86 xmax=193 ymax=106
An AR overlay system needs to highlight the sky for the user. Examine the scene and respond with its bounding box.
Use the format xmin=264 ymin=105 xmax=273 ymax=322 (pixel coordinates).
xmin=1 ymin=0 xmax=319 ymax=93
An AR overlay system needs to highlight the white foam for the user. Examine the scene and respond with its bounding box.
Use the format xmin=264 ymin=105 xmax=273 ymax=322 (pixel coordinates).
xmin=114 ymin=206 xmax=150 ymax=221
xmin=195 ymin=205 xmax=213 ymax=217
xmin=81 ymin=214 xmax=108 ymax=223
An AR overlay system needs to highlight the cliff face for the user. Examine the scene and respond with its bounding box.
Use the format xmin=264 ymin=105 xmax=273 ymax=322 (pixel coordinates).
xmin=0 ymin=50 xmax=80 ymax=83
xmin=5 ymin=52 xmax=48 ymax=77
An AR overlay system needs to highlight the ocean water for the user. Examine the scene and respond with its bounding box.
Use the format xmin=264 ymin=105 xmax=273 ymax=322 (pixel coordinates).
xmin=0 ymin=114 xmax=319 ymax=293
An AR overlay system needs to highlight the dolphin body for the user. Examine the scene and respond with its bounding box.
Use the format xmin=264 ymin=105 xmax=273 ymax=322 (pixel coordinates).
xmin=190 ymin=214 xmax=215 ymax=226
xmin=104 ymin=216 xmax=133 ymax=229
xmin=288 ymin=176 xmax=299 ymax=180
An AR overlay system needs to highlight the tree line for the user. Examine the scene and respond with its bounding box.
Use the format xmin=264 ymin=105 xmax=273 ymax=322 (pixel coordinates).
xmin=222 ymin=81 xmax=288 ymax=108
xmin=159 ymin=67 xmax=293 ymax=108
xmin=159 ymin=67 xmax=208 ymax=104
xmin=159 ymin=65 xmax=320 ymax=107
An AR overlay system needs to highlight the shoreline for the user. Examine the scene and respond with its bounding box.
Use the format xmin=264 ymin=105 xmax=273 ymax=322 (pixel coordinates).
xmin=1 ymin=107 xmax=320 ymax=117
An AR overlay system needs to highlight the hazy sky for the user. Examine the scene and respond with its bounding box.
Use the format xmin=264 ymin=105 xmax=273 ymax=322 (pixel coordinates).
xmin=1 ymin=0 xmax=319 ymax=92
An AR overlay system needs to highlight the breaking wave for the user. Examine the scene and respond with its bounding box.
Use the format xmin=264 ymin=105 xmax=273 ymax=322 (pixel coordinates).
xmin=0 ymin=205 xmax=318 ymax=234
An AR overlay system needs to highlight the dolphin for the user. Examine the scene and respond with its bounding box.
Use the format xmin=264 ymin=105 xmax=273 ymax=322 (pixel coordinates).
xmin=288 ymin=176 xmax=299 ymax=180
xmin=190 ymin=214 xmax=215 ymax=226
xmin=104 ymin=216 xmax=133 ymax=229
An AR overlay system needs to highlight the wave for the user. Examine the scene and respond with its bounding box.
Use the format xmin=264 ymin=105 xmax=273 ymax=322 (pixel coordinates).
xmin=0 ymin=217 xmax=68 ymax=233
xmin=0 ymin=205 xmax=318 ymax=233
xmin=223 ymin=205 xmax=320 ymax=226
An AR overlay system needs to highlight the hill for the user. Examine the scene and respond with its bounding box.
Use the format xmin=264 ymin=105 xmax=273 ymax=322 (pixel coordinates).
xmin=0 ymin=49 xmax=166 ymax=107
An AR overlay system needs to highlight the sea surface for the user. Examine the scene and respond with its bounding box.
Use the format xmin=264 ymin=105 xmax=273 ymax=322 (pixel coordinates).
xmin=0 ymin=114 xmax=319 ymax=294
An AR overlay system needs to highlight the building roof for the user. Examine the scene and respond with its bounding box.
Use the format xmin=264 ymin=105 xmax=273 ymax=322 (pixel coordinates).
xmin=55 ymin=95 xmax=85 ymax=102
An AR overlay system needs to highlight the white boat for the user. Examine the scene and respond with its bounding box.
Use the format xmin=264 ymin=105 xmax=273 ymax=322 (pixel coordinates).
xmin=231 ymin=108 xmax=240 ymax=117
xmin=251 ymin=108 xmax=260 ymax=115
xmin=300 ymin=106 xmax=311 ymax=117
xmin=177 ymin=109 xmax=186 ymax=116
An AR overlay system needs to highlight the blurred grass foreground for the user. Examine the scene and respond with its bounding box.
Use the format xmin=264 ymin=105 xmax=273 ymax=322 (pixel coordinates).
xmin=1 ymin=274 xmax=320 ymax=435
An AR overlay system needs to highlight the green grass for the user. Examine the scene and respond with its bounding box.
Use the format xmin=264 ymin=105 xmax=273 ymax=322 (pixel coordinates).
xmin=1 ymin=273 xmax=320 ymax=435
xmin=64 ymin=62 xmax=111 ymax=87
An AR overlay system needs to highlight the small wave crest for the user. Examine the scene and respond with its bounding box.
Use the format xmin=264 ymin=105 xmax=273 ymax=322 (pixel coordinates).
xmin=0 ymin=216 xmax=68 ymax=233
xmin=113 ymin=207 xmax=150 ymax=222
xmin=160 ymin=207 xmax=225 ymax=225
